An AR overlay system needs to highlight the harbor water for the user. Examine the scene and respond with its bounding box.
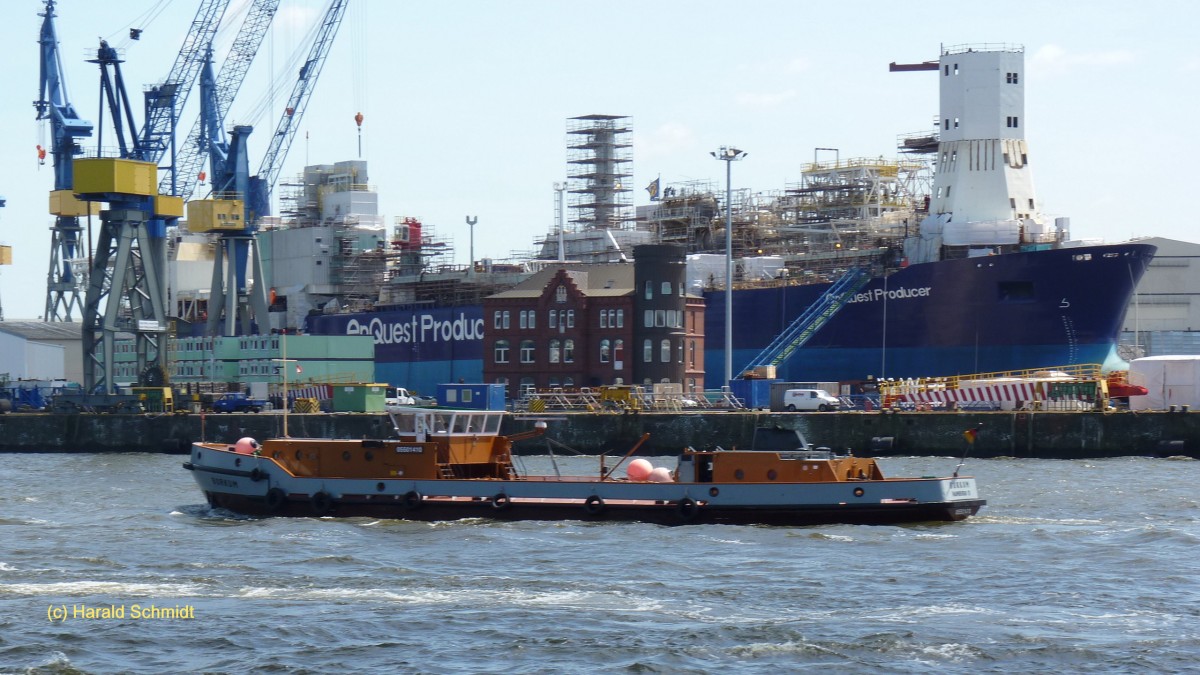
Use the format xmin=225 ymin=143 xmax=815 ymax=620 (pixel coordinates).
xmin=1 ymin=452 xmax=1197 ymax=673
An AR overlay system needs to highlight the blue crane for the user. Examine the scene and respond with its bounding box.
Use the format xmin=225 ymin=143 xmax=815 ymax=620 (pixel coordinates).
xmin=193 ymin=0 xmax=349 ymax=337
xmin=75 ymin=39 xmax=179 ymax=393
xmin=160 ymin=0 xmax=280 ymax=201
xmin=35 ymin=0 xmax=94 ymax=322
xmin=141 ymin=0 xmax=229 ymax=169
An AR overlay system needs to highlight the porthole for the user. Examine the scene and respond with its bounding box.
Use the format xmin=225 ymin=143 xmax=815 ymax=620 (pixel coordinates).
xmin=853 ymin=487 xmax=865 ymax=497
xmin=734 ymin=469 xmax=745 ymax=481
xmin=766 ymin=469 xmax=777 ymax=481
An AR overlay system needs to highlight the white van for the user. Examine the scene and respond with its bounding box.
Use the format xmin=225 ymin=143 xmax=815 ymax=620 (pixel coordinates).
xmin=782 ymin=388 xmax=840 ymax=412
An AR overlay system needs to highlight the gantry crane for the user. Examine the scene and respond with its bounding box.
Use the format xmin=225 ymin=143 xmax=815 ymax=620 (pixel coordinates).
xmin=188 ymin=0 xmax=349 ymax=337
xmin=75 ymin=40 xmax=184 ymax=393
xmin=35 ymin=0 xmax=94 ymax=322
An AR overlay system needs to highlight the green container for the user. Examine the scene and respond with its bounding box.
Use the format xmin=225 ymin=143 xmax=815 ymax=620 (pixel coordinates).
xmin=331 ymin=383 xmax=388 ymax=412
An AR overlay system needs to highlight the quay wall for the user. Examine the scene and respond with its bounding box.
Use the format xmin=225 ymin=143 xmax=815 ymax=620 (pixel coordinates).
xmin=0 ymin=410 xmax=1197 ymax=458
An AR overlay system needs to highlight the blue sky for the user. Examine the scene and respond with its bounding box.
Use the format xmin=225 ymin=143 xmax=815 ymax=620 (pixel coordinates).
xmin=1 ymin=0 xmax=1197 ymax=319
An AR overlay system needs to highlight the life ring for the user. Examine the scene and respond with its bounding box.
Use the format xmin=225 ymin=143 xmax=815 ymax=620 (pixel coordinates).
xmin=403 ymin=490 xmax=423 ymax=510
xmin=584 ymin=495 xmax=606 ymax=516
xmin=491 ymin=493 xmax=511 ymax=510
xmin=310 ymin=491 xmax=333 ymax=516
xmin=676 ymin=497 xmax=699 ymax=522
xmin=265 ymin=487 xmax=287 ymax=512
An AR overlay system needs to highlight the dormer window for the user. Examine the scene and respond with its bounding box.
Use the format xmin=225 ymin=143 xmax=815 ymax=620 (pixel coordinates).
xmin=555 ymin=286 xmax=567 ymax=303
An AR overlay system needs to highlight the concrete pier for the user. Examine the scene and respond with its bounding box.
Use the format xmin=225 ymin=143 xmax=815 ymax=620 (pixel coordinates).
xmin=1 ymin=410 xmax=1196 ymax=458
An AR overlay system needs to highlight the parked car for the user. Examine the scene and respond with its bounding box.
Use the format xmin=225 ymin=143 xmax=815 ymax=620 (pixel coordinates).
xmin=782 ymin=388 xmax=841 ymax=412
xmin=211 ymin=392 xmax=269 ymax=413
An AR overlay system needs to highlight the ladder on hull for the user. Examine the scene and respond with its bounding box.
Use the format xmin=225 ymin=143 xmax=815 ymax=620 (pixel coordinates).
xmin=739 ymin=267 xmax=872 ymax=376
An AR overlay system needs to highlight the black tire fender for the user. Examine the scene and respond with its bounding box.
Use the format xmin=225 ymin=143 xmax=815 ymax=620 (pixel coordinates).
xmin=491 ymin=493 xmax=511 ymax=510
xmin=403 ymin=490 xmax=423 ymax=510
xmin=676 ymin=497 xmax=699 ymax=521
xmin=310 ymin=491 xmax=333 ymax=516
xmin=584 ymin=495 xmax=605 ymax=516
xmin=265 ymin=487 xmax=287 ymax=511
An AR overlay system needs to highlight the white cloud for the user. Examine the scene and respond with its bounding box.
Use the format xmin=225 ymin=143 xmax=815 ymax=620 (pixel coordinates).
xmin=1029 ymin=44 xmax=1136 ymax=77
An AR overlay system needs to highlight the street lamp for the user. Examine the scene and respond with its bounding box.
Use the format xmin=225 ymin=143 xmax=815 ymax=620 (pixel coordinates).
xmin=710 ymin=146 xmax=747 ymax=387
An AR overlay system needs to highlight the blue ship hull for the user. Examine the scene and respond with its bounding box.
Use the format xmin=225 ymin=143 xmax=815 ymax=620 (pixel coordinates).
xmin=305 ymin=242 xmax=1154 ymax=393
xmin=704 ymin=242 xmax=1155 ymax=383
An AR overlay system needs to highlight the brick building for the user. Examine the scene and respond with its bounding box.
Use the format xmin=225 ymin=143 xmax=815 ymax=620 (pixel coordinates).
xmin=484 ymin=245 xmax=704 ymax=396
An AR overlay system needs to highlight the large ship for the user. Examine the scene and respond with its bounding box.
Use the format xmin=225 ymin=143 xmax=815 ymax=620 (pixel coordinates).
xmin=181 ymin=44 xmax=1150 ymax=396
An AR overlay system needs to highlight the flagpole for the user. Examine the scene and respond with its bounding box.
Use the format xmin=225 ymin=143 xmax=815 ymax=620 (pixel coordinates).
xmin=954 ymin=425 xmax=981 ymax=477
xmin=273 ymin=333 xmax=298 ymax=438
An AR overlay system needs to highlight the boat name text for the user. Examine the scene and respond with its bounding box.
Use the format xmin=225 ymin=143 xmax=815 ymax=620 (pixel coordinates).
xmin=847 ymin=286 xmax=932 ymax=304
xmin=210 ymin=477 xmax=238 ymax=488
xmin=394 ymin=446 xmax=424 ymax=454
xmin=346 ymin=313 xmax=484 ymax=345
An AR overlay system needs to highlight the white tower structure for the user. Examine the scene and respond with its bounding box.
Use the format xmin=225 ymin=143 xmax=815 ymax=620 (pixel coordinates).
xmin=910 ymin=44 xmax=1064 ymax=264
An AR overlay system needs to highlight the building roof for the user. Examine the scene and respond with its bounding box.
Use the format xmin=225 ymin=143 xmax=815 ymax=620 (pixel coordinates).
xmin=0 ymin=321 xmax=84 ymax=341
xmin=488 ymin=262 xmax=636 ymax=299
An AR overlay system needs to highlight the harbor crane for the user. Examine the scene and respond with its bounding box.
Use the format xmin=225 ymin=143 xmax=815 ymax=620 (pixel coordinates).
xmin=35 ymin=0 xmax=94 ymax=322
xmin=75 ymin=39 xmax=184 ymax=393
xmin=160 ymin=0 xmax=280 ymax=202
xmin=190 ymin=0 xmax=349 ymax=336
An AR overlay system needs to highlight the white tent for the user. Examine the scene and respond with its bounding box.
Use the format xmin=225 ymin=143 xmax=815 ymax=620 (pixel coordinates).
xmin=1127 ymin=355 xmax=1200 ymax=410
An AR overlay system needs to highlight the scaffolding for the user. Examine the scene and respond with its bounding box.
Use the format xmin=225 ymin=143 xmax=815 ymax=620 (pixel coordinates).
xmin=567 ymin=114 xmax=634 ymax=230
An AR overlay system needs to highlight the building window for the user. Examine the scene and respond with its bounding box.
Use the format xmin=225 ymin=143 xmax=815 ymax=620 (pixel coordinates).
xmin=502 ymin=311 xmax=510 ymax=329
xmin=549 ymin=339 xmax=561 ymax=364
xmin=493 ymin=311 xmax=503 ymax=329
xmin=1010 ymin=198 xmax=1017 ymax=209
xmin=556 ymin=286 xmax=567 ymax=303
xmin=644 ymin=281 xmax=653 ymax=300
xmin=1006 ymin=116 xmax=1020 ymax=128
xmin=548 ymin=377 xmax=560 ymax=389
xmin=679 ymin=283 xmax=685 ymax=297
xmin=1028 ymin=198 xmax=1035 ymax=209
xmin=519 ymin=311 xmax=527 ymax=330
xmin=564 ymin=376 xmax=574 ymax=388
xmin=549 ymin=310 xmax=557 ymax=328
xmin=661 ymin=339 xmax=671 ymax=363
xmin=688 ymin=340 xmax=696 ymax=367
xmin=944 ymin=119 xmax=949 ymax=130
xmin=519 ymin=377 xmax=535 ymax=396
xmin=945 ymin=186 xmax=951 ymax=198
xmin=1006 ymin=72 xmax=1019 ymax=84
xmin=527 ymin=311 xmax=535 ymax=330
xmin=661 ymin=281 xmax=672 ymax=295
xmin=520 ymin=339 xmax=535 ymax=364
xmin=643 ymin=339 xmax=653 ymax=363
xmin=953 ymin=117 xmax=959 ymax=129
xmin=616 ymin=310 xmax=624 ymax=328
xmin=644 ymin=310 xmax=654 ymax=328
xmin=655 ymin=310 xmax=666 ymax=327
xmin=566 ymin=310 xmax=575 ymax=328
xmin=494 ymin=339 xmax=510 ymax=363
xmin=614 ymin=339 xmax=624 ymax=370
xmin=563 ymin=339 xmax=575 ymax=363
xmin=600 ymin=339 xmax=611 ymax=363
xmin=600 ymin=311 xmax=608 ymax=328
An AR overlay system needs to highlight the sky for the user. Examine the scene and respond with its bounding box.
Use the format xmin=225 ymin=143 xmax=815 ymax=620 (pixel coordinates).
xmin=1 ymin=0 xmax=1198 ymax=320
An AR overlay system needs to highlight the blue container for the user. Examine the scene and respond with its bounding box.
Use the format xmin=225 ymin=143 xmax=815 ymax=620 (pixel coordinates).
xmin=436 ymin=383 xmax=506 ymax=410
xmin=728 ymin=379 xmax=773 ymax=409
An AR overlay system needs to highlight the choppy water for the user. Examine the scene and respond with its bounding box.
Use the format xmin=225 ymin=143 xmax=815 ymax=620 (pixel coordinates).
xmin=1 ymin=452 xmax=1198 ymax=674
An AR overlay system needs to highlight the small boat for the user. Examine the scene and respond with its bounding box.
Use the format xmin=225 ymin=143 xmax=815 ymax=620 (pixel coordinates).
xmin=183 ymin=408 xmax=985 ymax=526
